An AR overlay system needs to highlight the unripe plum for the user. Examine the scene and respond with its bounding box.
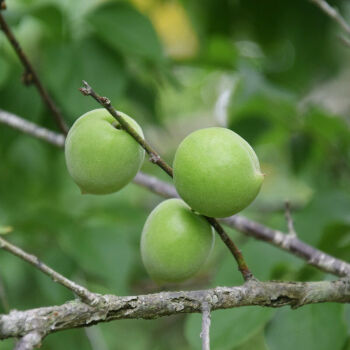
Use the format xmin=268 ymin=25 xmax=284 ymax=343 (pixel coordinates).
xmin=173 ymin=127 xmax=263 ymax=218
xmin=141 ymin=198 xmax=214 ymax=283
xmin=65 ymin=109 xmax=145 ymax=194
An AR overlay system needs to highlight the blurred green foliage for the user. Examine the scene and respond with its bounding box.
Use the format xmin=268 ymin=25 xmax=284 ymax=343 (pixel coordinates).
xmin=1 ymin=0 xmax=350 ymax=349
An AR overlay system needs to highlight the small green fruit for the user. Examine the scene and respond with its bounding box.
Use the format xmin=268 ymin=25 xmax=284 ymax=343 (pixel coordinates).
xmin=141 ymin=198 xmax=214 ymax=283
xmin=173 ymin=127 xmax=264 ymax=218
xmin=65 ymin=109 xmax=145 ymax=194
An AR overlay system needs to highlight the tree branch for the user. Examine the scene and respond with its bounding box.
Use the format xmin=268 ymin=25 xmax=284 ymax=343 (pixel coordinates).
xmin=0 ymin=237 xmax=101 ymax=306
xmin=310 ymin=0 xmax=350 ymax=35
xmin=14 ymin=332 xmax=43 ymax=350
xmin=0 ymin=8 xmax=68 ymax=134
xmin=79 ymin=81 xmax=253 ymax=281
xmin=200 ymin=302 xmax=211 ymax=350
xmin=1 ymin=109 xmax=350 ymax=277
xmin=1 ymin=278 xmax=350 ymax=341
xmin=0 ymin=109 xmax=65 ymax=147
xmin=310 ymin=0 xmax=350 ymax=49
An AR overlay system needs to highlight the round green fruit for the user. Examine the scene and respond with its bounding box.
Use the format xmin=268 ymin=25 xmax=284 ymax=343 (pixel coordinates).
xmin=173 ymin=127 xmax=264 ymax=218
xmin=141 ymin=198 xmax=214 ymax=283
xmin=65 ymin=109 xmax=145 ymax=194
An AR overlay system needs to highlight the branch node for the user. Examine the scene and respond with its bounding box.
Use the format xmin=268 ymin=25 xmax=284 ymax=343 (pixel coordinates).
xmin=149 ymin=153 xmax=161 ymax=164
xmin=22 ymin=71 xmax=33 ymax=86
xmin=0 ymin=0 xmax=6 ymax=10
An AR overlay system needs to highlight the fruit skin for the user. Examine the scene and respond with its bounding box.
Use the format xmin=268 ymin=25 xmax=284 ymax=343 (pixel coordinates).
xmin=173 ymin=127 xmax=264 ymax=218
xmin=65 ymin=108 xmax=145 ymax=194
xmin=141 ymin=198 xmax=214 ymax=283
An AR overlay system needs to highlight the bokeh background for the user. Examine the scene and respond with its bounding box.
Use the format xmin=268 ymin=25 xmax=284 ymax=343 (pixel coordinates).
xmin=1 ymin=0 xmax=350 ymax=349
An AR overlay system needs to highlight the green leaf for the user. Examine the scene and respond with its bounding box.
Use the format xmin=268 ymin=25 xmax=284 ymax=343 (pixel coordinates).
xmin=88 ymin=2 xmax=163 ymax=61
xmin=266 ymin=304 xmax=347 ymax=350
xmin=234 ymin=329 xmax=269 ymax=350
xmin=0 ymin=56 xmax=9 ymax=88
xmin=42 ymin=39 xmax=127 ymax=122
xmin=185 ymin=307 xmax=273 ymax=350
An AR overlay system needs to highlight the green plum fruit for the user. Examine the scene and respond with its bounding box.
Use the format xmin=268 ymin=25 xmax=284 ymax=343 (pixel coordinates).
xmin=65 ymin=108 xmax=145 ymax=194
xmin=173 ymin=127 xmax=264 ymax=218
xmin=141 ymin=198 xmax=214 ymax=283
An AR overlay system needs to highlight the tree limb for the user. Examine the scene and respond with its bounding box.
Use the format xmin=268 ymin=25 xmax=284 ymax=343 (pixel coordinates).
xmin=1 ymin=109 xmax=350 ymax=278
xmin=1 ymin=278 xmax=350 ymax=341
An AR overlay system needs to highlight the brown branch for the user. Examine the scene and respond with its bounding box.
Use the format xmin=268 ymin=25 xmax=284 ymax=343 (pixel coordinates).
xmin=1 ymin=110 xmax=350 ymax=277
xmin=0 ymin=236 xmax=101 ymax=306
xmin=79 ymin=81 xmax=253 ymax=281
xmin=0 ymin=9 xmax=68 ymax=134
xmin=1 ymin=278 xmax=350 ymax=341
xmin=79 ymin=81 xmax=173 ymax=177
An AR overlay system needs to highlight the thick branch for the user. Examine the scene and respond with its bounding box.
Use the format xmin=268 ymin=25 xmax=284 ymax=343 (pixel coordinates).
xmin=1 ymin=110 xmax=350 ymax=277
xmin=0 ymin=9 xmax=68 ymax=134
xmin=1 ymin=278 xmax=350 ymax=340
xmin=79 ymin=81 xmax=253 ymax=281
xmin=0 ymin=237 xmax=100 ymax=306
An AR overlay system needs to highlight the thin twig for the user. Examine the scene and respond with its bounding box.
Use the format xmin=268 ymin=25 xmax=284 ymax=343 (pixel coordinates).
xmin=0 ymin=109 xmax=65 ymax=147
xmin=284 ymin=201 xmax=297 ymax=237
xmin=79 ymin=81 xmax=253 ymax=281
xmin=338 ymin=34 xmax=350 ymax=49
xmin=0 ymin=236 xmax=101 ymax=305
xmin=200 ymin=302 xmax=211 ymax=350
xmin=0 ymin=10 xmax=68 ymax=134
xmin=1 ymin=278 xmax=350 ymax=341
xmin=1 ymin=110 xmax=350 ymax=277
xmin=310 ymin=0 xmax=350 ymax=35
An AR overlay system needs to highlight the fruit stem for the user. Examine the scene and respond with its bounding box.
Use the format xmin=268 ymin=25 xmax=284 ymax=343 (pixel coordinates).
xmin=79 ymin=81 xmax=254 ymax=282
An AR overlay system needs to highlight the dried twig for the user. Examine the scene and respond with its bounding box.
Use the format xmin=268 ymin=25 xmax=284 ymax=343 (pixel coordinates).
xmin=0 ymin=236 xmax=101 ymax=306
xmin=0 ymin=10 xmax=68 ymax=134
xmin=79 ymin=81 xmax=253 ymax=281
xmin=0 ymin=109 xmax=349 ymax=277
